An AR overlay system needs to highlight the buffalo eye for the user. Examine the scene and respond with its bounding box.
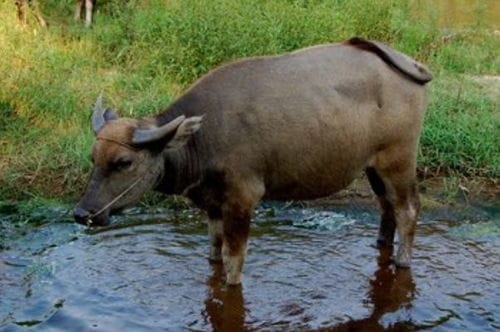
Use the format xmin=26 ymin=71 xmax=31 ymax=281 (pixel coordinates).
xmin=111 ymin=158 xmax=133 ymax=171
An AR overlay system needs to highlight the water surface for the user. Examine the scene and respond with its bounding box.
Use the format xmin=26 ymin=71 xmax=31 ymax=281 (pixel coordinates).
xmin=1 ymin=202 xmax=499 ymax=331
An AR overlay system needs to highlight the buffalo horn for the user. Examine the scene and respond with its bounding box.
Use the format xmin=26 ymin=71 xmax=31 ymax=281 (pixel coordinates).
xmin=91 ymin=94 xmax=106 ymax=134
xmin=132 ymin=115 xmax=186 ymax=144
xmin=92 ymin=94 xmax=118 ymax=134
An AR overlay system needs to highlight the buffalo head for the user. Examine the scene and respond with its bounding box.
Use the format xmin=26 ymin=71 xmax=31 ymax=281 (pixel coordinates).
xmin=74 ymin=96 xmax=203 ymax=226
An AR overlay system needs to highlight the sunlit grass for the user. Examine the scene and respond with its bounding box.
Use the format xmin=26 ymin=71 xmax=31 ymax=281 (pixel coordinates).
xmin=421 ymin=75 xmax=499 ymax=176
xmin=0 ymin=0 xmax=498 ymax=199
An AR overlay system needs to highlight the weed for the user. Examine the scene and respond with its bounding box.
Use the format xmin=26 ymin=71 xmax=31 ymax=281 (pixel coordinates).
xmin=0 ymin=0 xmax=498 ymax=200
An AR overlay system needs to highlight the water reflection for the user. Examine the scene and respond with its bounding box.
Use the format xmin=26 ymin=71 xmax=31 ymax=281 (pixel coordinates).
xmin=204 ymin=262 xmax=246 ymax=331
xmin=202 ymin=246 xmax=416 ymax=331
xmin=1 ymin=203 xmax=498 ymax=330
xmin=328 ymin=246 xmax=415 ymax=331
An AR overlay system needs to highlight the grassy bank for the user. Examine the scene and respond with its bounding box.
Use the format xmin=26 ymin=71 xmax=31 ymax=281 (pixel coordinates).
xmin=0 ymin=0 xmax=498 ymax=200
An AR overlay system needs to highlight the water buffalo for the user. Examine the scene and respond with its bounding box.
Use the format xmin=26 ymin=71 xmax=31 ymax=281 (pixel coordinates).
xmin=74 ymin=37 xmax=432 ymax=285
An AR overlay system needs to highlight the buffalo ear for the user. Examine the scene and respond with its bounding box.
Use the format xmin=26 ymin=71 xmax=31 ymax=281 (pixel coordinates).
xmin=91 ymin=94 xmax=119 ymax=134
xmin=167 ymin=116 xmax=204 ymax=149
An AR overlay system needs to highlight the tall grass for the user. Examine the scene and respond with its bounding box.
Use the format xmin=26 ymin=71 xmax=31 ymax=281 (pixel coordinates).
xmin=0 ymin=0 xmax=498 ymax=199
xmin=421 ymin=75 xmax=499 ymax=176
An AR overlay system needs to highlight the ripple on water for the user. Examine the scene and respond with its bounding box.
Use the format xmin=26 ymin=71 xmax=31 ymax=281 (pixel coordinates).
xmin=1 ymin=204 xmax=499 ymax=331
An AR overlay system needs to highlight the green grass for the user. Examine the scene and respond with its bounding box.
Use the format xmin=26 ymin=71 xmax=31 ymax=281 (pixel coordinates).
xmin=421 ymin=75 xmax=499 ymax=176
xmin=0 ymin=0 xmax=498 ymax=200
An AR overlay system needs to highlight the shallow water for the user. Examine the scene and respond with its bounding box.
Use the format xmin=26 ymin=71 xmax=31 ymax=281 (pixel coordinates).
xmin=1 ymin=202 xmax=499 ymax=331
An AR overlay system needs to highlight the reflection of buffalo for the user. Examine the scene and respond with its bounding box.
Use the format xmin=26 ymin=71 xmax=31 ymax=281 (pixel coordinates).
xmin=204 ymin=264 xmax=245 ymax=331
xmin=203 ymin=247 xmax=415 ymax=331
xmin=75 ymin=37 xmax=432 ymax=285
xmin=329 ymin=247 xmax=415 ymax=331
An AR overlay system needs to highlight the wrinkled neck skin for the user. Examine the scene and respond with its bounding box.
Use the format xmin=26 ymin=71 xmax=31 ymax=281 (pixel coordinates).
xmin=154 ymin=140 xmax=201 ymax=196
xmin=152 ymin=95 xmax=205 ymax=197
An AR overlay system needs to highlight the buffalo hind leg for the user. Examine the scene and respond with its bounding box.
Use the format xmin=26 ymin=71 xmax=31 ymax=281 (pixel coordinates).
xmin=369 ymin=150 xmax=420 ymax=267
xmin=366 ymin=167 xmax=396 ymax=246
xmin=392 ymin=181 xmax=419 ymax=267
xmin=208 ymin=219 xmax=223 ymax=262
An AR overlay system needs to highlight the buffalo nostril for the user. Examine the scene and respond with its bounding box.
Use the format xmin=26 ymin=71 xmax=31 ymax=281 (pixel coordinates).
xmin=74 ymin=207 xmax=90 ymax=225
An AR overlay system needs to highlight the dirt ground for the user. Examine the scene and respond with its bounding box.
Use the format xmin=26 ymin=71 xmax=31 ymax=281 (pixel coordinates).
xmin=307 ymin=174 xmax=499 ymax=210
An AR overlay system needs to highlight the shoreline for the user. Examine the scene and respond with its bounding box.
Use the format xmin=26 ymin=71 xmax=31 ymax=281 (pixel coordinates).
xmin=0 ymin=175 xmax=498 ymax=225
xmin=291 ymin=175 xmax=500 ymax=211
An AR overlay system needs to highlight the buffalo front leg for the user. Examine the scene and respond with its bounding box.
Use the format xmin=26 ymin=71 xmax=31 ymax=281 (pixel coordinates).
xmin=208 ymin=219 xmax=223 ymax=262
xmin=220 ymin=176 xmax=263 ymax=285
xmin=221 ymin=206 xmax=251 ymax=285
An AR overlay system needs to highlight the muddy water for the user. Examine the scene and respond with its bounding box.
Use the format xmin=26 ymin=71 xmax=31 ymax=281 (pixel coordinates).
xmin=1 ymin=202 xmax=499 ymax=331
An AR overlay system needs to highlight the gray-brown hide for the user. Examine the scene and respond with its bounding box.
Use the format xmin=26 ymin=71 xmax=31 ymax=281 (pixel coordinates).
xmin=74 ymin=38 xmax=432 ymax=285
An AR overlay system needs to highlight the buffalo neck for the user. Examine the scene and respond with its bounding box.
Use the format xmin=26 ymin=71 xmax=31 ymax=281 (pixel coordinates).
xmin=155 ymin=140 xmax=201 ymax=195
xmin=155 ymin=101 xmax=203 ymax=195
xmin=153 ymin=90 xmax=207 ymax=195
xmin=178 ymin=138 xmax=202 ymax=194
